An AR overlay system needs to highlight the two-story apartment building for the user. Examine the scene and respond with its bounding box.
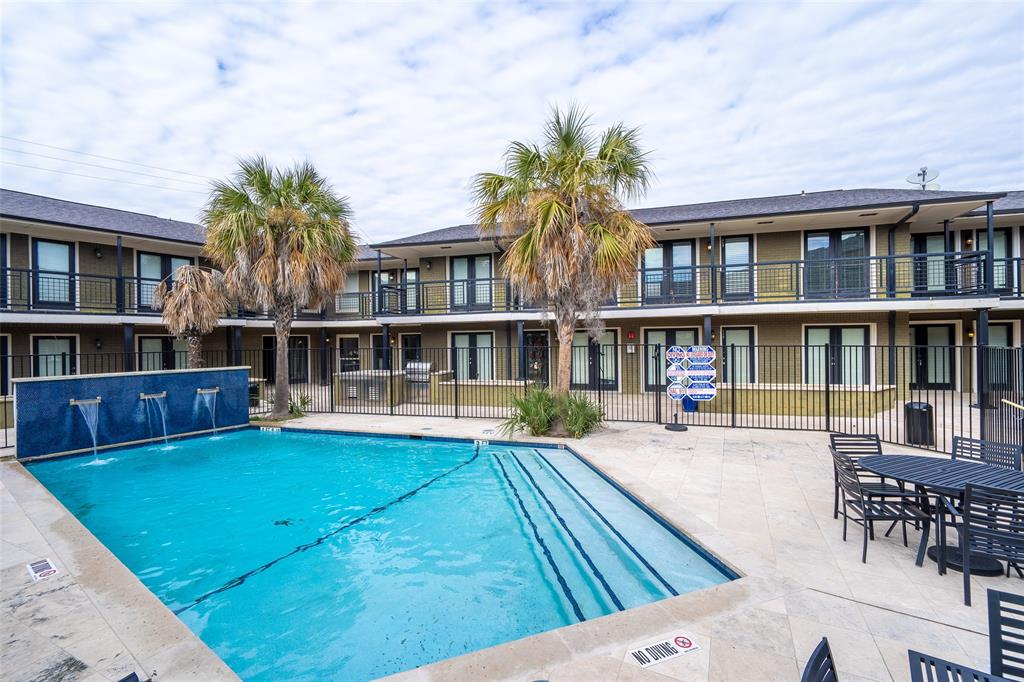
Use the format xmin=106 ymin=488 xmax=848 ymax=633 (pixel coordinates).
xmin=2 ymin=187 xmax=1021 ymax=407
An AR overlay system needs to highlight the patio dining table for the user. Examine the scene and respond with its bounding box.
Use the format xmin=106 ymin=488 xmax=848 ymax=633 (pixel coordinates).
xmin=858 ymin=454 xmax=1024 ymax=575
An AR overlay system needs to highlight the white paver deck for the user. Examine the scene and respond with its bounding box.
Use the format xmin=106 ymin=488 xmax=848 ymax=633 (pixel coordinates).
xmin=2 ymin=414 xmax=1018 ymax=681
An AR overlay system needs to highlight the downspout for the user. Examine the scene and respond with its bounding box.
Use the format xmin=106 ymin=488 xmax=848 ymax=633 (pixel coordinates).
xmin=886 ymin=203 xmax=919 ymax=298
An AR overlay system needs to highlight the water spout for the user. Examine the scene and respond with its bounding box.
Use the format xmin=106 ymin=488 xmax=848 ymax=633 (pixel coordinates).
xmin=140 ymin=392 xmax=169 ymax=444
xmin=70 ymin=397 xmax=104 ymax=462
xmin=197 ymin=387 xmax=219 ymax=431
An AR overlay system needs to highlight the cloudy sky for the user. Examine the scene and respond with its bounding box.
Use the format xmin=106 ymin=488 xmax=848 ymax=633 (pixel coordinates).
xmin=1 ymin=2 xmax=1022 ymax=243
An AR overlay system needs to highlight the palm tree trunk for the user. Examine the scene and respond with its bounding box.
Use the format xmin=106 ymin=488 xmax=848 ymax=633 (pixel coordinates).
xmin=272 ymin=303 xmax=293 ymax=419
xmin=186 ymin=335 xmax=204 ymax=369
xmin=554 ymin=320 xmax=574 ymax=397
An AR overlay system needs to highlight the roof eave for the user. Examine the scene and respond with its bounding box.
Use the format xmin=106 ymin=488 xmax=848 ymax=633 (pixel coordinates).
xmin=0 ymin=213 xmax=206 ymax=246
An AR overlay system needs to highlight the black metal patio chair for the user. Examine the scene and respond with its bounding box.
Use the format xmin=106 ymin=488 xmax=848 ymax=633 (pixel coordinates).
xmin=952 ymin=437 xmax=1023 ymax=471
xmin=944 ymin=484 xmax=1024 ymax=606
xmin=833 ymin=450 xmax=932 ymax=564
xmin=801 ymin=637 xmax=838 ymax=682
xmin=829 ymin=433 xmax=906 ymax=522
xmin=989 ymin=589 xmax=1024 ymax=680
xmin=908 ymin=650 xmax=1007 ymax=682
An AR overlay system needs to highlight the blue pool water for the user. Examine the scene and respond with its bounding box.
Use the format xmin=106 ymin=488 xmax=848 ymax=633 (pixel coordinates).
xmin=28 ymin=429 xmax=732 ymax=681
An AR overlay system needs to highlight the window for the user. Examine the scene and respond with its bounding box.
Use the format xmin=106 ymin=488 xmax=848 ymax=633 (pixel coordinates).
xmin=401 ymin=334 xmax=422 ymax=364
xmin=642 ymin=240 xmax=695 ymax=303
xmin=452 ymin=332 xmax=493 ymax=380
xmin=910 ymin=325 xmax=955 ymax=390
xmin=450 ymin=256 xmax=492 ymax=311
xmin=571 ymin=330 xmax=618 ymax=390
xmin=337 ymin=272 xmax=362 ymax=314
xmin=804 ymin=229 xmax=868 ymax=298
xmin=721 ymin=236 xmax=753 ymax=300
xmin=137 ymin=252 xmax=192 ymax=309
xmin=33 ymin=336 xmax=77 ymax=377
xmin=804 ymin=326 xmax=868 ymax=385
xmin=138 ymin=336 xmax=189 ymax=371
xmin=644 ymin=328 xmax=698 ymax=390
xmin=970 ymin=228 xmax=1011 ymax=291
xmin=338 ymin=336 xmax=360 ymax=373
xmin=911 ymin=234 xmax=953 ymax=294
xmin=403 ymin=269 xmax=420 ymax=313
xmin=32 ymin=239 xmax=75 ymax=308
xmin=722 ymin=327 xmax=755 ymax=384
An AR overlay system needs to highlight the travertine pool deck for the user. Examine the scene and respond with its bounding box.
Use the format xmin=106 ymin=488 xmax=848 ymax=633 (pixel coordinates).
xmin=3 ymin=416 xmax=1017 ymax=681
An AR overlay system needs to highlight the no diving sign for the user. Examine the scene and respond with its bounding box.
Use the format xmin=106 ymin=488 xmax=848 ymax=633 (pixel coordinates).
xmin=627 ymin=633 xmax=701 ymax=668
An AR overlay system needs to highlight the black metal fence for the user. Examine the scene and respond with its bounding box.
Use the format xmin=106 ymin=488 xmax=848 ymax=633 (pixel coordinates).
xmin=2 ymin=343 xmax=1022 ymax=454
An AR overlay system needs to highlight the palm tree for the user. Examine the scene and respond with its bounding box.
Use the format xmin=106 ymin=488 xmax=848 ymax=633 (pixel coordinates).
xmin=152 ymin=265 xmax=228 ymax=368
xmin=202 ymin=157 xmax=357 ymax=419
xmin=472 ymin=105 xmax=655 ymax=398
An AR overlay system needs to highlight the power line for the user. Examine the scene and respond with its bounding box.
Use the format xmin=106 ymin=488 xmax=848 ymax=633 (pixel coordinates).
xmin=0 ymin=147 xmax=210 ymax=187
xmin=0 ymin=135 xmax=215 ymax=180
xmin=1 ymin=161 xmax=210 ymax=195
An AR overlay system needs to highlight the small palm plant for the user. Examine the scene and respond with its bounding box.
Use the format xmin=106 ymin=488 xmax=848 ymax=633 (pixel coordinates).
xmin=152 ymin=265 xmax=228 ymax=368
xmin=202 ymin=157 xmax=357 ymax=419
xmin=472 ymin=105 xmax=655 ymax=405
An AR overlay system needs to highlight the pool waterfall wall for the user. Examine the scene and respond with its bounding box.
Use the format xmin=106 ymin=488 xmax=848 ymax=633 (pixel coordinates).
xmin=14 ymin=367 xmax=250 ymax=459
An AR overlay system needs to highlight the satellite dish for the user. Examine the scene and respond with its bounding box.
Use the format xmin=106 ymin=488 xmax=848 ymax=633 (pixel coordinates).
xmin=906 ymin=166 xmax=940 ymax=189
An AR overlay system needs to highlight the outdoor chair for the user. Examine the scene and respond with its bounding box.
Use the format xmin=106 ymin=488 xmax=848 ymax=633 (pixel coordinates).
xmin=801 ymin=637 xmax=838 ymax=682
xmin=952 ymin=436 xmax=1023 ymax=471
xmin=989 ymin=589 xmax=1024 ymax=680
xmin=829 ymin=433 xmax=905 ymax=521
xmin=833 ymin=450 xmax=932 ymax=564
xmin=943 ymin=485 xmax=1024 ymax=605
xmin=908 ymin=650 xmax=1006 ymax=682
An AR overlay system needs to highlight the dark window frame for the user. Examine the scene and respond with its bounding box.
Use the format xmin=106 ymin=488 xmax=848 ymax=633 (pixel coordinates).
xmin=451 ymin=331 xmax=495 ymax=380
xmin=803 ymin=325 xmax=870 ymax=385
xmin=31 ymin=237 xmax=76 ymax=309
xmin=720 ymin=235 xmax=754 ymax=300
xmin=642 ymin=327 xmax=699 ymax=391
xmin=32 ymin=335 xmax=78 ymax=377
xmin=641 ymin=239 xmax=696 ymax=304
xmin=803 ymin=228 xmax=869 ymax=299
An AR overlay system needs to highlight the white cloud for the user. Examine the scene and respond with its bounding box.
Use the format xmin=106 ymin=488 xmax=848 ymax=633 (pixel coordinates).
xmin=1 ymin=1 xmax=1021 ymax=243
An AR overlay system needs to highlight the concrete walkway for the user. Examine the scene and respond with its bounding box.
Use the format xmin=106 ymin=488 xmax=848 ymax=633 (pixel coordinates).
xmin=2 ymin=415 xmax=1017 ymax=681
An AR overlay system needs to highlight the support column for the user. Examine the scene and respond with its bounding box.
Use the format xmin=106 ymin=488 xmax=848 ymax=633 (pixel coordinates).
xmin=943 ymin=219 xmax=951 ymax=251
xmin=886 ymin=226 xmax=896 ymax=298
xmin=702 ymin=315 xmax=713 ymax=346
xmin=232 ymin=326 xmax=242 ymax=365
xmin=122 ymin=323 xmax=135 ymax=372
xmin=376 ymin=250 xmax=383 ymax=313
xmin=319 ymin=327 xmax=329 ymax=385
xmin=709 ymin=222 xmax=717 ymax=303
xmin=985 ymin=201 xmax=995 ymax=293
xmin=887 ymin=311 xmax=896 ymax=385
xmin=516 ymin=320 xmax=526 ymax=380
xmin=976 ymin=307 xmax=989 ymax=434
xmin=115 ymin=236 xmax=125 ymax=313
xmin=381 ymin=323 xmax=391 ymax=370
xmin=505 ymin=321 xmax=512 ymax=379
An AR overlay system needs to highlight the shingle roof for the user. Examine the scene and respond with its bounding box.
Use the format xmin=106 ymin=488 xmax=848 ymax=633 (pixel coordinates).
xmin=0 ymin=188 xmax=206 ymax=244
xmin=372 ymin=188 xmax=1005 ymax=248
xmin=965 ymin=190 xmax=1024 ymax=216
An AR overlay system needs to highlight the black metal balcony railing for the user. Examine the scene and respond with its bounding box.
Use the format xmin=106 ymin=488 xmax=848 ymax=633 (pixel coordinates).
xmin=0 ymin=268 xmax=377 ymax=320
xmin=376 ymin=251 xmax=1004 ymax=315
xmin=0 ymin=251 xmax=1015 ymax=320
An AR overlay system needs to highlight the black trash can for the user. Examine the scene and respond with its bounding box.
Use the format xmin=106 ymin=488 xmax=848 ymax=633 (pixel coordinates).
xmin=905 ymin=401 xmax=934 ymax=446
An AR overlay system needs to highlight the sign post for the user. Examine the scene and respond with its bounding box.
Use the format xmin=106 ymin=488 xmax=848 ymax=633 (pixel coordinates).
xmin=665 ymin=345 xmax=688 ymax=432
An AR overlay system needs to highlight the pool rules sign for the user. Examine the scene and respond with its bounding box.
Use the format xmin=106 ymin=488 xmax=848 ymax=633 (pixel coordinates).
xmin=665 ymin=345 xmax=717 ymax=402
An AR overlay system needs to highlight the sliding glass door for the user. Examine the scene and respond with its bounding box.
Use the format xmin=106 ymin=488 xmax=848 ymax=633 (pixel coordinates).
xmin=804 ymin=229 xmax=868 ymax=298
xmin=805 ymin=326 xmax=868 ymax=385
xmin=571 ymin=330 xmax=618 ymax=390
xmin=642 ymin=240 xmax=695 ymax=304
xmin=138 ymin=253 xmax=191 ymax=310
xmin=452 ymin=332 xmax=493 ymax=380
xmin=451 ymin=256 xmax=492 ymax=311
xmin=644 ymin=328 xmax=697 ymax=390
xmin=912 ymin=234 xmax=951 ymax=294
xmin=911 ymin=325 xmax=954 ymax=390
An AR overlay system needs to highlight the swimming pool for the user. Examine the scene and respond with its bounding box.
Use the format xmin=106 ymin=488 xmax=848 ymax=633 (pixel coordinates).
xmin=27 ymin=428 xmax=733 ymax=681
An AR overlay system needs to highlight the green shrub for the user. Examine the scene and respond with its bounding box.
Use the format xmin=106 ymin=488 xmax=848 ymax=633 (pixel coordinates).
xmin=500 ymin=386 xmax=559 ymax=437
xmin=288 ymin=392 xmax=312 ymax=417
xmin=500 ymin=387 xmax=603 ymax=438
xmin=560 ymin=393 xmax=603 ymax=438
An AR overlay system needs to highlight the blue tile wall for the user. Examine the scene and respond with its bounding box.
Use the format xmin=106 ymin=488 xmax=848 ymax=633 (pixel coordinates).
xmin=15 ymin=368 xmax=249 ymax=458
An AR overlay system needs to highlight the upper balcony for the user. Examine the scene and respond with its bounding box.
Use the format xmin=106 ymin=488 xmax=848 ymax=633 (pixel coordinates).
xmin=0 ymin=268 xmax=377 ymax=321
xmin=376 ymin=251 xmax=1021 ymax=316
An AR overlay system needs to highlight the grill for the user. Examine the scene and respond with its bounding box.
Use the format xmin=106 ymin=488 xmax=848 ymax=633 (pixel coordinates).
xmin=405 ymin=361 xmax=433 ymax=383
